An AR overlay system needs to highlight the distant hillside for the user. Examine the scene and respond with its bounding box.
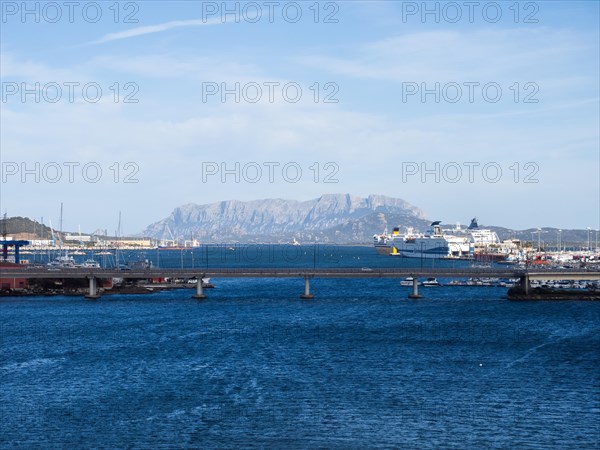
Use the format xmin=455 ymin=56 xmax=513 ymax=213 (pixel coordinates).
xmin=141 ymin=194 xmax=597 ymax=245
xmin=489 ymin=226 xmax=597 ymax=250
xmin=442 ymin=222 xmax=595 ymax=250
xmin=141 ymin=194 xmax=430 ymax=243
xmin=0 ymin=216 xmax=54 ymax=239
xmin=4 ymin=199 xmax=596 ymax=247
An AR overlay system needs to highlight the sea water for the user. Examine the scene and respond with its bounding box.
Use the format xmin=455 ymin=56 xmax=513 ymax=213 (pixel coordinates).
xmin=1 ymin=247 xmax=599 ymax=448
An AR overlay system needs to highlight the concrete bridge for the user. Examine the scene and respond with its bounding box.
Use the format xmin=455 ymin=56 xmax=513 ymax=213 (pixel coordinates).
xmin=1 ymin=266 xmax=598 ymax=299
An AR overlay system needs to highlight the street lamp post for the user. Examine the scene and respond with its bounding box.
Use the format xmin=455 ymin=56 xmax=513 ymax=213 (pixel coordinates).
xmin=531 ymin=232 xmax=535 ymax=251
xmin=532 ymin=229 xmax=541 ymax=253
xmin=557 ymin=229 xmax=562 ymax=253
xmin=587 ymin=227 xmax=592 ymax=252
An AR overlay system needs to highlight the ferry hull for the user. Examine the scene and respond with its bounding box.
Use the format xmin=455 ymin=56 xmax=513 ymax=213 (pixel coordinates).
xmin=391 ymin=237 xmax=450 ymax=259
xmin=374 ymin=244 xmax=391 ymax=255
xmin=391 ymin=250 xmax=450 ymax=259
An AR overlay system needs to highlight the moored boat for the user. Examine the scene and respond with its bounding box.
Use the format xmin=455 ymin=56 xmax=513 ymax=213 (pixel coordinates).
xmin=400 ymin=277 xmax=417 ymax=286
xmin=47 ymin=255 xmax=77 ymax=268
xmin=422 ymin=277 xmax=440 ymax=286
xmin=81 ymin=259 xmax=101 ymax=268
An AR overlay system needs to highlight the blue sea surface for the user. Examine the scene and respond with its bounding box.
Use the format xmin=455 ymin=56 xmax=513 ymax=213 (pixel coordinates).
xmin=1 ymin=247 xmax=599 ymax=448
xmin=25 ymin=243 xmax=481 ymax=270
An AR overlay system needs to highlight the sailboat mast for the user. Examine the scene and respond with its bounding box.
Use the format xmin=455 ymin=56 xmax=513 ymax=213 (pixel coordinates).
xmin=59 ymin=202 xmax=64 ymax=254
xmin=1 ymin=212 xmax=7 ymax=241
xmin=115 ymin=211 xmax=122 ymax=267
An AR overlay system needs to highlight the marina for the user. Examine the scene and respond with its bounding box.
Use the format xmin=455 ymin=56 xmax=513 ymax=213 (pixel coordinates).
xmin=374 ymin=218 xmax=600 ymax=267
xmin=1 ymin=233 xmax=598 ymax=300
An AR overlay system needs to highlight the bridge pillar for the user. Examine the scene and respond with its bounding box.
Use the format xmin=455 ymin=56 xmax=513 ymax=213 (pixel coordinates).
xmin=519 ymin=274 xmax=530 ymax=295
xmin=300 ymin=275 xmax=314 ymax=299
xmin=85 ymin=277 xmax=100 ymax=299
xmin=408 ymin=277 xmax=422 ymax=299
xmin=193 ymin=276 xmax=207 ymax=299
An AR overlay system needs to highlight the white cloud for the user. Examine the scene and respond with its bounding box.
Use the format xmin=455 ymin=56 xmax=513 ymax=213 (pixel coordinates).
xmin=89 ymin=18 xmax=224 ymax=45
xmin=297 ymin=28 xmax=596 ymax=85
xmin=2 ymin=21 xmax=598 ymax=231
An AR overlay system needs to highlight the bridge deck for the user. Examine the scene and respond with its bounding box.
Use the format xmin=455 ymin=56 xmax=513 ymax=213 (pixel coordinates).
xmin=1 ymin=267 xmax=599 ymax=281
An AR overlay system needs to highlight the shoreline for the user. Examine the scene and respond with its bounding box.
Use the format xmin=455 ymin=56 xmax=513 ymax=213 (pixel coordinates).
xmin=0 ymin=283 xmax=215 ymax=298
xmin=507 ymin=287 xmax=600 ymax=301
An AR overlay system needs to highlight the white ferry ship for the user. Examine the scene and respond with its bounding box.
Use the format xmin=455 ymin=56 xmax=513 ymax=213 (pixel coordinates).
xmin=391 ymin=222 xmax=450 ymax=259
xmin=373 ymin=217 xmax=507 ymax=260
xmin=373 ymin=227 xmax=399 ymax=255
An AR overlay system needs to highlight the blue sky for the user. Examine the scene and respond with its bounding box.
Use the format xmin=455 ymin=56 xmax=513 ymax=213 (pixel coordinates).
xmin=1 ymin=1 xmax=598 ymax=235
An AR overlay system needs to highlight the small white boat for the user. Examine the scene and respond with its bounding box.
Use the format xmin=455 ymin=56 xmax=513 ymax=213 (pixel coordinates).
xmin=186 ymin=277 xmax=211 ymax=285
xmin=466 ymin=278 xmax=483 ymax=286
xmin=422 ymin=277 xmax=440 ymax=286
xmin=400 ymin=277 xmax=418 ymax=286
xmin=47 ymin=255 xmax=77 ymax=268
xmin=81 ymin=259 xmax=101 ymax=268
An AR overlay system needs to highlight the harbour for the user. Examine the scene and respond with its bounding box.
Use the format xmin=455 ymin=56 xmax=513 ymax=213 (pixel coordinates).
xmin=374 ymin=219 xmax=600 ymax=273
xmin=3 ymin=219 xmax=598 ymax=448
xmin=1 ymin=244 xmax=598 ymax=300
xmin=2 ymin=0 xmax=598 ymax=446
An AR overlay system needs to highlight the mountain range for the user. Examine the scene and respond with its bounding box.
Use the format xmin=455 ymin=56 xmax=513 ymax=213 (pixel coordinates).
xmin=140 ymin=194 xmax=597 ymax=246
xmin=142 ymin=194 xmax=430 ymax=243
xmin=3 ymin=194 xmax=596 ymax=247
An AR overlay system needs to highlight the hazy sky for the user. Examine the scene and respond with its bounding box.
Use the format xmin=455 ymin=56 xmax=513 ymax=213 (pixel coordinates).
xmin=1 ymin=1 xmax=598 ymax=234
